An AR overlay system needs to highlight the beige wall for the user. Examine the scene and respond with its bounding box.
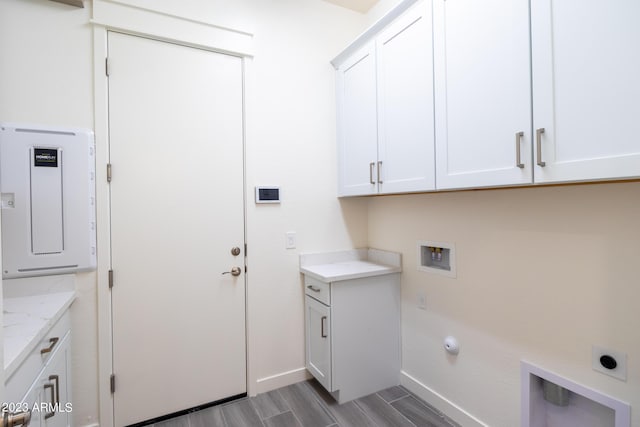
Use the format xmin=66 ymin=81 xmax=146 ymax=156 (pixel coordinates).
xmin=368 ymin=182 xmax=640 ymax=426
xmin=0 ymin=0 xmax=368 ymax=425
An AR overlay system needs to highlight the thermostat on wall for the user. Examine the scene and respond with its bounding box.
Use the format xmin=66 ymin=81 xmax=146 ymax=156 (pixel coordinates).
xmin=255 ymin=187 xmax=280 ymax=204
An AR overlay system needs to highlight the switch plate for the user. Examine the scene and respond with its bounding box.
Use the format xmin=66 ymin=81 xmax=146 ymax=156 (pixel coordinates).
xmin=592 ymin=345 xmax=627 ymax=381
xmin=417 ymin=292 xmax=426 ymax=310
xmin=285 ymin=232 xmax=296 ymax=249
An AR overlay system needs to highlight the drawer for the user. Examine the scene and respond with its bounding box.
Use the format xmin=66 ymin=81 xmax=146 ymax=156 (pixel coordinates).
xmin=5 ymin=311 xmax=71 ymax=403
xmin=304 ymin=276 xmax=330 ymax=305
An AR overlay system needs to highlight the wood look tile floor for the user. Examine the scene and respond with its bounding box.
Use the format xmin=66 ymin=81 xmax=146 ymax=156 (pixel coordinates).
xmin=152 ymin=380 xmax=461 ymax=427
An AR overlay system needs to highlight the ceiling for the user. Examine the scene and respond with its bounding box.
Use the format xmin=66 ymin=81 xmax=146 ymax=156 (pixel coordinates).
xmin=322 ymin=0 xmax=380 ymax=13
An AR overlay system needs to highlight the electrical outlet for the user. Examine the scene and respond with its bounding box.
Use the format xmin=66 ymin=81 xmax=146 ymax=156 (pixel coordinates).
xmin=592 ymin=345 xmax=627 ymax=381
xmin=417 ymin=292 xmax=426 ymax=310
xmin=285 ymin=231 xmax=296 ymax=249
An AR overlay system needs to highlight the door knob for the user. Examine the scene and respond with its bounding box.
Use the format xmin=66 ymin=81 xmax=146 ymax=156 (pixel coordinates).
xmin=2 ymin=410 xmax=32 ymax=427
xmin=222 ymin=267 xmax=242 ymax=277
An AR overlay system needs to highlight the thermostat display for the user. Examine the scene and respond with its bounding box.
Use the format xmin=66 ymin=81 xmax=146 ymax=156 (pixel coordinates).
xmin=255 ymin=187 xmax=280 ymax=204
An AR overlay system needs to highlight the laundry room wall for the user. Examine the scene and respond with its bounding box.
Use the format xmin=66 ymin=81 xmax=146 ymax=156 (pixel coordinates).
xmin=0 ymin=0 xmax=369 ymax=425
xmin=367 ymin=182 xmax=640 ymax=426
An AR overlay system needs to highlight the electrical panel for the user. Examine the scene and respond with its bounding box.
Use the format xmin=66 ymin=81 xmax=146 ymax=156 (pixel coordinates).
xmin=0 ymin=123 xmax=96 ymax=278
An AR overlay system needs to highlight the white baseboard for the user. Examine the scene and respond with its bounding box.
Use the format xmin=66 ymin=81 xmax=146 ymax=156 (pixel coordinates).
xmin=253 ymin=367 xmax=312 ymax=396
xmin=400 ymin=370 xmax=488 ymax=427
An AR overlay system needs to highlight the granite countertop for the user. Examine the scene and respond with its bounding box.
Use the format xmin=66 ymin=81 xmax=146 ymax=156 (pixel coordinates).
xmin=3 ymin=275 xmax=76 ymax=380
xmin=300 ymin=248 xmax=402 ymax=282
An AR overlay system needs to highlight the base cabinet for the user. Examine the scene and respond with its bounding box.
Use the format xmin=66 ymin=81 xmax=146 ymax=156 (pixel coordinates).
xmin=304 ymin=274 xmax=400 ymax=404
xmin=4 ymin=311 xmax=72 ymax=427
xmin=17 ymin=332 xmax=71 ymax=427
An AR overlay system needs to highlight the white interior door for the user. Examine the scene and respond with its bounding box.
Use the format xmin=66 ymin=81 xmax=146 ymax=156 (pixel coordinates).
xmin=107 ymin=32 xmax=246 ymax=426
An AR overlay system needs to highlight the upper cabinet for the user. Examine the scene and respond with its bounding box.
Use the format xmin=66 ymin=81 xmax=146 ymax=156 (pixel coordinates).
xmin=335 ymin=0 xmax=435 ymax=197
xmin=334 ymin=0 xmax=640 ymax=196
xmin=433 ymin=0 xmax=533 ymax=190
xmin=434 ymin=0 xmax=640 ymax=190
xmin=336 ymin=42 xmax=378 ymax=196
xmin=531 ymin=0 xmax=640 ymax=183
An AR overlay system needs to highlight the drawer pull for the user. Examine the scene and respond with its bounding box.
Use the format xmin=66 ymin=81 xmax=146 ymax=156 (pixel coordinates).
xmin=40 ymin=337 xmax=59 ymax=355
xmin=369 ymin=162 xmax=375 ymax=185
xmin=321 ymin=316 xmax=327 ymax=338
xmin=44 ymin=384 xmax=55 ymax=419
xmin=306 ymin=285 xmax=321 ymax=293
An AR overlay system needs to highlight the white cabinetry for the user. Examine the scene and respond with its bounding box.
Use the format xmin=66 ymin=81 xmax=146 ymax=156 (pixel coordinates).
xmin=336 ymin=42 xmax=378 ymax=196
xmin=433 ymin=0 xmax=533 ymax=189
xmin=5 ymin=309 xmax=72 ymax=427
xmin=531 ymin=0 xmax=640 ymax=183
xmin=434 ymin=0 xmax=640 ymax=190
xmin=335 ymin=0 xmax=435 ymax=196
xmin=304 ymin=285 xmax=332 ymax=392
xmin=301 ymin=249 xmax=401 ymax=404
xmin=20 ymin=333 xmax=71 ymax=427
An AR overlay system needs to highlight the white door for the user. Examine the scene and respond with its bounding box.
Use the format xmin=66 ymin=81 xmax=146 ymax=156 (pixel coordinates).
xmin=107 ymin=32 xmax=246 ymax=426
xmin=434 ymin=0 xmax=533 ymax=190
xmin=376 ymin=1 xmax=435 ymax=194
xmin=531 ymin=0 xmax=640 ymax=183
xmin=336 ymin=42 xmax=378 ymax=196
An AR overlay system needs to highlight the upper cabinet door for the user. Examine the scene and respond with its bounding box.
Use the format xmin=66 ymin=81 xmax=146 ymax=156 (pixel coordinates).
xmin=376 ymin=1 xmax=435 ymax=194
xmin=433 ymin=0 xmax=533 ymax=190
xmin=336 ymin=42 xmax=378 ymax=197
xmin=531 ymin=0 xmax=640 ymax=183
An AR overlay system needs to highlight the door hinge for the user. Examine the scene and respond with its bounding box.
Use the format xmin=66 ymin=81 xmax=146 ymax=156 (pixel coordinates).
xmin=107 ymin=163 xmax=112 ymax=182
xmin=244 ymin=243 xmax=247 ymax=256
xmin=110 ymin=374 xmax=116 ymax=394
xmin=108 ymin=269 xmax=114 ymax=289
xmin=105 ymin=57 xmax=110 ymax=77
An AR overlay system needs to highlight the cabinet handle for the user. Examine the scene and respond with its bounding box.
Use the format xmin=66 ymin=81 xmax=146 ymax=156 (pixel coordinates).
xmin=306 ymin=285 xmax=321 ymax=293
xmin=40 ymin=337 xmax=59 ymax=355
xmin=369 ymin=162 xmax=375 ymax=185
xmin=49 ymin=375 xmax=60 ymax=408
xmin=377 ymin=161 xmax=383 ymax=184
xmin=44 ymin=384 xmax=55 ymax=420
xmin=515 ymin=131 xmax=524 ymax=168
xmin=536 ymin=128 xmax=546 ymax=167
xmin=321 ymin=316 xmax=327 ymax=338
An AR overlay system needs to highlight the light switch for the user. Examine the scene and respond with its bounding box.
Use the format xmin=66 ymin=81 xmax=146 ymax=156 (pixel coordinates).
xmin=285 ymin=232 xmax=296 ymax=249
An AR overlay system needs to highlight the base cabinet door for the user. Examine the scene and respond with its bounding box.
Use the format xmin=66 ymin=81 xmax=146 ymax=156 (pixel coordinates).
xmin=40 ymin=333 xmax=71 ymax=427
xmin=305 ymin=296 xmax=332 ymax=392
xmin=531 ymin=0 xmax=640 ymax=183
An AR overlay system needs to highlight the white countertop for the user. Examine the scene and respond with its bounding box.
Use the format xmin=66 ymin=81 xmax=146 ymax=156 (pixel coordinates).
xmin=300 ymin=248 xmax=402 ymax=282
xmin=3 ymin=275 xmax=76 ymax=379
